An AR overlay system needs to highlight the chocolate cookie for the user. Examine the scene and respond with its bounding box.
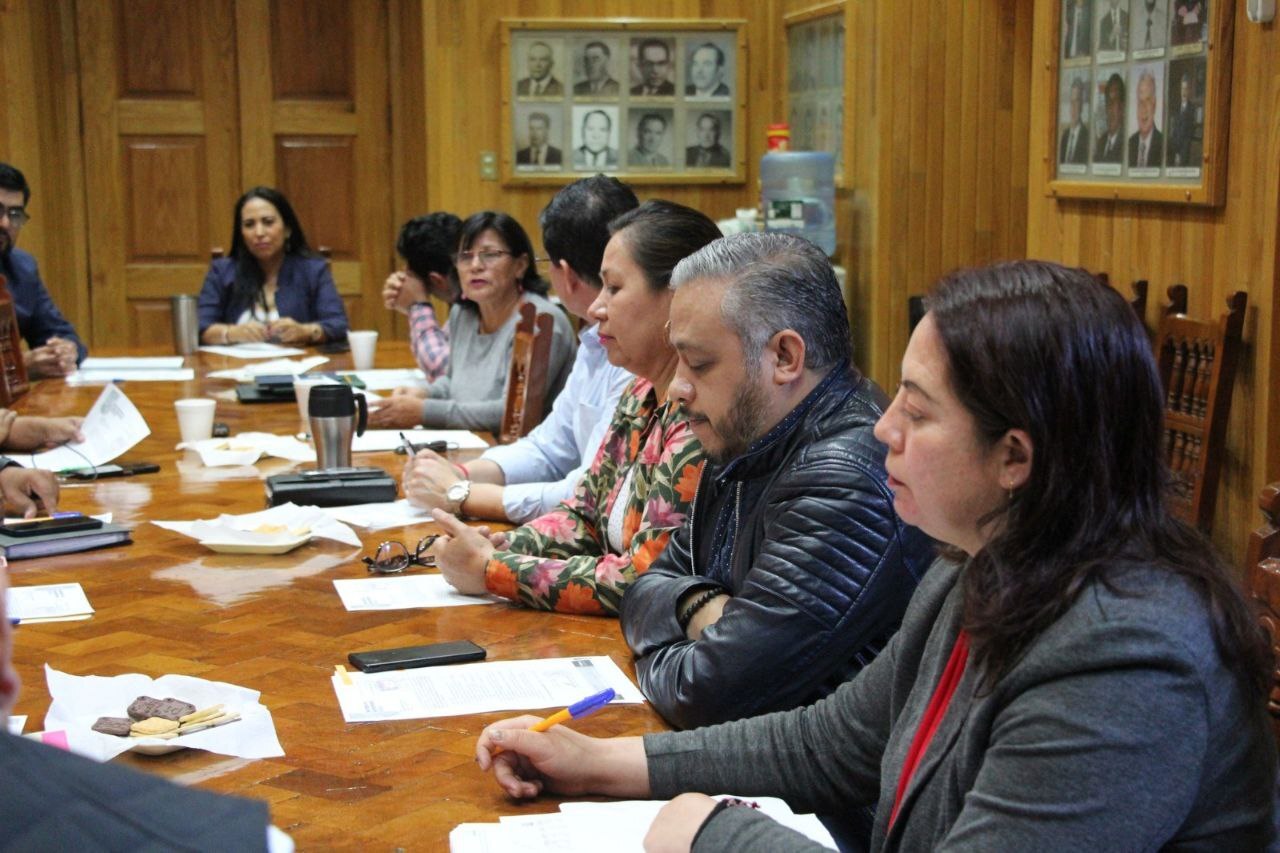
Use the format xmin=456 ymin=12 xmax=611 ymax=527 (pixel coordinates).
xmin=91 ymin=716 xmax=134 ymax=737
xmin=127 ymin=696 xmax=196 ymax=722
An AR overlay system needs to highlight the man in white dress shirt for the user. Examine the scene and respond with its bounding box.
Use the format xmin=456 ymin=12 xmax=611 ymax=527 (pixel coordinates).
xmin=402 ymin=176 xmax=638 ymax=523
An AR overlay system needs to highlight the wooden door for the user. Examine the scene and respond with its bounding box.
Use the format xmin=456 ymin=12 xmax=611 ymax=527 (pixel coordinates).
xmin=77 ymin=0 xmax=395 ymax=345
xmin=76 ymin=0 xmax=242 ymax=346
xmin=234 ymin=0 xmax=393 ymax=332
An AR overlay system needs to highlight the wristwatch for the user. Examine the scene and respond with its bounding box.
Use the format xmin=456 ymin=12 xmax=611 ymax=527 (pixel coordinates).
xmin=445 ymin=479 xmax=472 ymax=515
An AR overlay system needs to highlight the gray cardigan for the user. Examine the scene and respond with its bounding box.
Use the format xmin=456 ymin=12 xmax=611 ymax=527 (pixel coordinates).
xmin=420 ymin=292 xmax=575 ymax=432
xmin=647 ymin=558 xmax=1276 ymax=851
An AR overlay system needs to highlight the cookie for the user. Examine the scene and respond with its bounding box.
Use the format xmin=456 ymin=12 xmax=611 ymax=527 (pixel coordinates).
xmin=130 ymin=716 xmax=180 ymax=736
xmin=127 ymin=696 xmax=196 ymax=722
xmin=91 ymin=716 xmax=133 ymax=737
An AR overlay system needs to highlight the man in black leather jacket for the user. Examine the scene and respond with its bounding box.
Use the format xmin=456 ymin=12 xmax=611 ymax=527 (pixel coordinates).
xmin=621 ymin=233 xmax=934 ymax=732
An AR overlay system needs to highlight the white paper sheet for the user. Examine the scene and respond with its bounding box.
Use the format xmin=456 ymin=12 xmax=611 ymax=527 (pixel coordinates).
xmin=352 ymin=429 xmax=489 ymax=453
xmin=17 ymin=385 xmax=150 ymax=471
xmin=332 ymin=655 xmax=644 ymax=722
xmin=7 ymin=715 xmax=25 ymax=735
xmin=43 ymin=665 xmax=285 ymax=762
xmin=199 ymin=342 xmax=306 ymax=358
xmin=320 ymin=499 xmax=432 ymax=531
xmin=206 ymin=355 xmax=329 ymax=382
xmin=67 ymin=357 xmax=194 ymax=384
xmin=333 ymin=575 xmax=501 ymax=610
xmin=452 ymin=797 xmax=836 ymax=853
xmin=81 ymin=357 xmax=186 ymax=369
xmin=7 ymin=583 xmax=94 ymax=622
xmin=178 ymin=432 xmax=316 ymax=466
xmin=338 ymin=369 xmax=428 ymax=391
xmin=152 ymin=502 xmax=362 ymax=548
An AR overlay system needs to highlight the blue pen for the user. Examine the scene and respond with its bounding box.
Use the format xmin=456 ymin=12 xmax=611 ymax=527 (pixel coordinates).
xmin=528 ymin=688 xmax=616 ymax=734
xmin=9 ymin=619 xmax=19 ymax=626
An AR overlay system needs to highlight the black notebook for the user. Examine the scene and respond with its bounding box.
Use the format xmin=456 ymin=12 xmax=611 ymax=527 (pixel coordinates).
xmin=0 ymin=522 xmax=131 ymax=560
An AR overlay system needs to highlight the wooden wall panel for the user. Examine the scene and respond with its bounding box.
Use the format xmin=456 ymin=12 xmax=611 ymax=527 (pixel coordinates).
xmin=118 ymin=0 xmax=199 ymax=97
xmin=270 ymin=0 xmax=354 ymax=99
xmin=1027 ymin=0 xmax=1280 ymax=565
xmin=122 ymin=138 xmax=208 ymax=261
xmin=275 ymin=137 xmax=357 ymax=257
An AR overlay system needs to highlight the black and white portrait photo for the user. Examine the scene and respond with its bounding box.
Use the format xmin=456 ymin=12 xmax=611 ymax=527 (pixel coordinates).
xmin=685 ymin=109 xmax=732 ymax=168
xmin=514 ymin=106 xmax=563 ymax=170
xmin=516 ymin=39 xmax=565 ymax=97
xmin=626 ymin=109 xmax=674 ymax=168
xmin=572 ymin=38 xmax=621 ymax=97
xmin=571 ymin=105 xmax=620 ymax=170
xmin=629 ymin=37 xmax=676 ymax=96
xmin=685 ymin=38 xmax=732 ymax=98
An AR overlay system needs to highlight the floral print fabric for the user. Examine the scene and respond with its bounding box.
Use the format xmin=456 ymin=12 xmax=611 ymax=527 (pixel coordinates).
xmin=484 ymin=377 xmax=704 ymax=615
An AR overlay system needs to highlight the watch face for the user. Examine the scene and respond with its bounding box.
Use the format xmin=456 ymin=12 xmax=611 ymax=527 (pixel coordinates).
xmin=447 ymin=481 xmax=468 ymax=501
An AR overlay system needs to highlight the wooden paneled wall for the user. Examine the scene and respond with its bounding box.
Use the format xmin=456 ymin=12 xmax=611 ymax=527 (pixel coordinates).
xmin=1027 ymin=0 xmax=1280 ymax=564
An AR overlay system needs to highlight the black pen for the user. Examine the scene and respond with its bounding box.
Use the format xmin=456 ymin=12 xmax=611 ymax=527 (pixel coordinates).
xmin=396 ymin=433 xmax=449 ymax=455
xmin=398 ymin=432 xmax=419 ymax=456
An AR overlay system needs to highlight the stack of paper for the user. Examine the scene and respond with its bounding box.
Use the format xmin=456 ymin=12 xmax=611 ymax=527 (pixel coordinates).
xmin=331 ymin=655 xmax=644 ymax=722
xmin=67 ymin=356 xmax=194 ymax=383
xmin=7 ymin=582 xmax=94 ymax=623
xmin=333 ymin=574 xmax=501 ymax=610
xmin=199 ymin=342 xmax=306 ymax=358
xmin=206 ymin=355 xmax=328 ymax=382
xmin=336 ymin=368 xmax=428 ymax=391
xmin=451 ymin=797 xmax=836 ymax=852
xmin=352 ymin=429 xmax=489 ymax=453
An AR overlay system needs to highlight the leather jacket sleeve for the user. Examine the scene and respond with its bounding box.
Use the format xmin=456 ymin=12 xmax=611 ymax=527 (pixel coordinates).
xmin=622 ymin=446 xmax=926 ymax=730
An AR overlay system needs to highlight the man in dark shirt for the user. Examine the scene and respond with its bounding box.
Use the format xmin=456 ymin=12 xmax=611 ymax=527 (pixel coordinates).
xmin=684 ymin=113 xmax=731 ymax=168
xmin=0 ymin=163 xmax=87 ymax=378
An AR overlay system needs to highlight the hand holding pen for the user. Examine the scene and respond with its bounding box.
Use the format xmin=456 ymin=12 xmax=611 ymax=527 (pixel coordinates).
xmin=475 ymin=688 xmax=653 ymax=800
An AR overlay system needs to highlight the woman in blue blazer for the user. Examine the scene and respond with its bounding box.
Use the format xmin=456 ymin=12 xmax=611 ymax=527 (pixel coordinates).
xmin=198 ymin=186 xmax=349 ymax=345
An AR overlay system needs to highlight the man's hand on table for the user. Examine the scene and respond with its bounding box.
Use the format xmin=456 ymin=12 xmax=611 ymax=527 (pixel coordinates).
xmin=0 ymin=466 xmax=59 ymax=518
xmin=429 ymin=509 xmax=495 ymax=595
xmin=5 ymin=416 xmax=85 ymax=451
xmin=368 ymin=392 xmax=426 ymax=429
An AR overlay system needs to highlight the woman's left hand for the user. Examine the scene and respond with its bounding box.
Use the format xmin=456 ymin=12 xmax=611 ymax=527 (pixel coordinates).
xmin=368 ymin=395 xmax=424 ymax=428
xmin=644 ymin=793 xmax=719 ymax=853
xmin=428 ymin=509 xmax=494 ymax=595
xmin=268 ymin=317 xmax=320 ymax=344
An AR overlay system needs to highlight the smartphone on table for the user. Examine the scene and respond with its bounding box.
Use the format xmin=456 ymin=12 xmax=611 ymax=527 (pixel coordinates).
xmin=0 ymin=513 xmax=104 ymax=537
xmin=347 ymin=640 xmax=486 ymax=673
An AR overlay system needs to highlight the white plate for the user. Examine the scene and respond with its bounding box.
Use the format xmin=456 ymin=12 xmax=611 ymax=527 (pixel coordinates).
xmin=130 ymin=739 xmax=187 ymax=755
xmin=198 ymin=534 xmax=311 ymax=555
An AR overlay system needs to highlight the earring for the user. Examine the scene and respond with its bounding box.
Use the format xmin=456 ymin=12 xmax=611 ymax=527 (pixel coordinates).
xmin=1006 ymin=482 xmax=1014 ymax=502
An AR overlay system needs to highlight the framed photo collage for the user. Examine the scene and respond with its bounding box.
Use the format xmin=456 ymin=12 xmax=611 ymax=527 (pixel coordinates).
xmin=501 ymin=20 xmax=747 ymax=185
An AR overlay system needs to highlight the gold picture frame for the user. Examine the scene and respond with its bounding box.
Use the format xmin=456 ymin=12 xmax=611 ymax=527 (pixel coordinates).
xmin=1046 ymin=0 xmax=1232 ymax=206
xmin=501 ymin=18 xmax=747 ymax=186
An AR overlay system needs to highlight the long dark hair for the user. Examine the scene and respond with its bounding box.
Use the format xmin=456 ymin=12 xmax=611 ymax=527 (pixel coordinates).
xmin=227 ymin=186 xmax=314 ymax=315
xmin=929 ymin=260 xmax=1269 ymax=698
xmin=455 ymin=211 xmax=546 ymax=298
xmin=606 ymin=200 xmax=722 ymax=291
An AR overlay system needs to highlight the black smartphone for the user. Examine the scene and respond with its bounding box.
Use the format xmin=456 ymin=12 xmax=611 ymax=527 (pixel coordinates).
xmin=317 ymin=340 xmax=350 ymax=354
xmin=63 ymin=461 xmax=160 ymax=481
xmin=0 ymin=514 xmax=104 ymax=537
xmin=347 ymin=640 xmax=486 ymax=673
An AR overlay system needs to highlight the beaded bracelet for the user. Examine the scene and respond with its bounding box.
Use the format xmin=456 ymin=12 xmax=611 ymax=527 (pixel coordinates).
xmin=677 ymin=588 xmax=724 ymax=633
xmin=692 ymin=798 xmax=761 ymax=847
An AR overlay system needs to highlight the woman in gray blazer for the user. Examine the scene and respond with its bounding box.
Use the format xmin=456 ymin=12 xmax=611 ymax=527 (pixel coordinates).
xmin=472 ymin=261 xmax=1276 ymax=852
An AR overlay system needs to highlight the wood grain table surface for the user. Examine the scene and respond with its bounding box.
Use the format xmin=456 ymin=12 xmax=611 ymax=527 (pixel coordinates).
xmin=8 ymin=342 xmax=668 ymax=850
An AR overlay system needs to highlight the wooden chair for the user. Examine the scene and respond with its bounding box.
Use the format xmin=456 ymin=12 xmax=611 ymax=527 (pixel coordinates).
xmin=1154 ymin=286 xmax=1247 ymax=532
xmin=0 ymin=273 xmax=31 ymax=406
xmin=498 ymin=301 xmax=554 ymax=444
xmin=1245 ymin=482 xmax=1280 ymax=745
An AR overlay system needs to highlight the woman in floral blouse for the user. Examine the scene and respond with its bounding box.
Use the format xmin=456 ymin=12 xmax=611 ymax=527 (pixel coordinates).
xmin=430 ymin=201 xmax=721 ymax=615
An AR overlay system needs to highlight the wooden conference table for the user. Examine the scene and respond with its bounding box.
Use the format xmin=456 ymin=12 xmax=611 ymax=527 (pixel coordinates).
xmin=8 ymin=342 xmax=669 ymax=849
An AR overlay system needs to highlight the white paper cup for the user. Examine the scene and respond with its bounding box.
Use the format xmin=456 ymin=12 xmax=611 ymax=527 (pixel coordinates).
xmin=347 ymin=330 xmax=378 ymax=370
xmin=293 ymin=375 xmax=340 ymax=435
xmin=174 ymin=398 xmax=217 ymax=444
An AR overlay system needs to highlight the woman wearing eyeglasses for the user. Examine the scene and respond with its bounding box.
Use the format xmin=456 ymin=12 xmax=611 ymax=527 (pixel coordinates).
xmin=369 ymin=211 xmax=574 ymax=433
xmin=429 ymin=201 xmax=719 ymax=616
xmin=198 ymin=186 xmax=349 ymax=347
xmin=471 ymin=261 xmax=1275 ymax=850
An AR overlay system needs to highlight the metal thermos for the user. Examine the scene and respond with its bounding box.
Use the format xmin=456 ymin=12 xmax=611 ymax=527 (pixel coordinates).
xmin=170 ymin=295 xmax=200 ymax=355
xmin=308 ymin=384 xmax=368 ymax=470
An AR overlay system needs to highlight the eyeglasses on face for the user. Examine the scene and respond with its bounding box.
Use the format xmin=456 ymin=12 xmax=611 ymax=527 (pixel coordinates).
xmin=0 ymin=207 xmax=29 ymax=227
xmin=455 ymin=250 xmax=512 ymax=268
xmin=362 ymin=535 xmax=438 ymax=574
